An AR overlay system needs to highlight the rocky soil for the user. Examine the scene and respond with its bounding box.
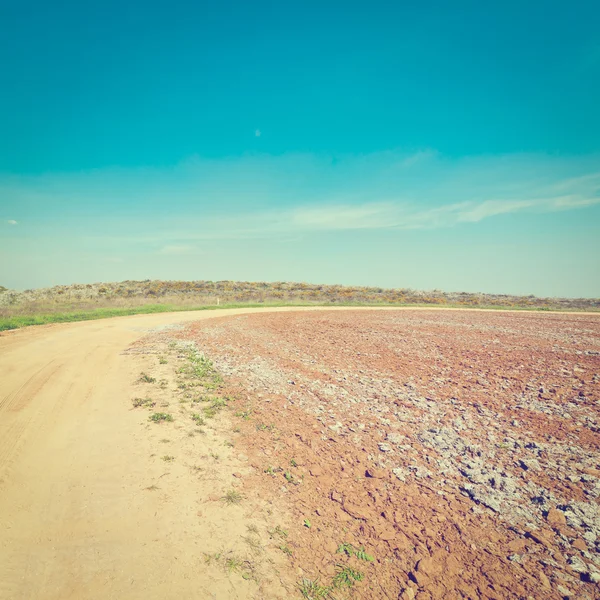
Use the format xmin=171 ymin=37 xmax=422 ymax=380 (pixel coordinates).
xmin=164 ymin=309 xmax=600 ymax=599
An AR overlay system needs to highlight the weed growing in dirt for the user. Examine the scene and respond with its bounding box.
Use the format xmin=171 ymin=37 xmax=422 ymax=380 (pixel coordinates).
xmin=159 ymin=438 xmax=170 ymax=443
xmin=138 ymin=372 xmax=156 ymax=383
xmin=298 ymin=578 xmax=333 ymax=599
xmin=191 ymin=413 xmax=206 ymax=425
xmin=202 ymin=397 xmax=228 ymax=419
xmin=222 ymin=489 xmax=243 ymax=505
xmin=161 ymin=455 xmax=175 ymax=462
xmin=203 ymin=552 xmax=221 ymax=565
xmin=149 ymin=412 xmax=173 ymax=422
xmin=246 ymin=524 xmax=259 ymax=535
xmin=279 ymin=544 xmax=293 ymax=556
xmin=337 ymin=543 xmax=354 ymax=556
xmin=336 ymin=543 xmax=373 ymax=561
xmin=159 ymin=356 xmax=168 ymax=364
xmin=132 ymin=397 xmax=155 ymax=408
xmin=203 ymin=550 xmax=255 ymax=580
xmin=209 ymin=451 xmax=220 ymax=460
xmin=235 ymin=408 xmax=253 ymax=420
xmin=284 ymin=471 xmax=301 ymax=485
xmin=188 ymin=352 xmax=213 ymax=377
xmin=179 ymin=351 xmax=224 ymax=388
xmin=225 ymin=556 xmax=243 ymax=572
xmin=267 ymin=525 xmax=288 ymax=539
xmin=303 ymin=519 xmax=312 ymax=528
xmin=332 ymin=565 xmax=363 ymax=589
xmin=290 ymin=459 xmax=298 ymax=467
xmin=256 ymin=423 xmax=276 ymax=432
xmin=264 ymin=465 xmax=283 ymax=477
xmin=355 ymin=547 xmax=374 ymax=562
xmin=144 ymin=484 xmax=159 ymax=491
xmin=223 ymin=440 xmax=234 ymax=447
xmin=242 ymin=535 xmax=263 ymax=554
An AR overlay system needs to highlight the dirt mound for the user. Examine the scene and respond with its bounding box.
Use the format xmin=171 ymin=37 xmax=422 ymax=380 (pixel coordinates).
xmin=168 ymin=309 xmax=600 ymax=599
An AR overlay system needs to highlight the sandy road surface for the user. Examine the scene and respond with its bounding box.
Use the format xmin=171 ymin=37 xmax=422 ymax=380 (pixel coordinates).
xmin=1 ymin=307 xmax=597 ymax=600
xmin=0 ymin=307 xmax=320 ymax=600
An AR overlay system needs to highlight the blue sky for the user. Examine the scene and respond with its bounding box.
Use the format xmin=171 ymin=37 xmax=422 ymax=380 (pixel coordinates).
xmin=1 ymin=0 xmax=599 ymax=296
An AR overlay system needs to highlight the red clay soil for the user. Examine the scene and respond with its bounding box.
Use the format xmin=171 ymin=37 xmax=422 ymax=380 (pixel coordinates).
xmin=171 ymin=309 xmax=600 ymax=599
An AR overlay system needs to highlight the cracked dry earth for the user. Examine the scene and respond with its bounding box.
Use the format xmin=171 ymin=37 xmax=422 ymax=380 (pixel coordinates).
xmin=152 ymin=309 xmax=600 ymax=600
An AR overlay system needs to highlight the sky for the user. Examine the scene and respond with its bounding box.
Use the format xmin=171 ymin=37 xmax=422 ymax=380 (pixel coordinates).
xmin=1 ymin=0 xmax=599 ymax=297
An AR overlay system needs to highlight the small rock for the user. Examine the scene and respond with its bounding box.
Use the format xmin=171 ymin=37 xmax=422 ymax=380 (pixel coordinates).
xmin=508 ymin=554 xmax=522 ymax=563
xmin=416 ymin=556 xmax=442 ymax=577
xmin=330 ymin=490 xmax=343 ymax=503
xmin=582 ymin=467 xmax=600 ymax=478
xmin=557 ymin=585 xmax=574 ymax=598
xmin=393 ymin=467 xmax=407 ymax=482
xmin=571 ymin=538 xmax=587 ymax=552
xmin=519 ymin=458 xmax=540 ymax=471
xmin=546 ymin=508 xmax=567 ymax=527
xmin=232 ymin=472 xmax=242 ymax=478
xmin=378 ymin=442 xmax=393 ymax=453
xmin=310 ymin=466 xmax=323 ymax=476
xmin=365 ymin=467 xmax=386 ymax=479
xmin=400 ymin=587 xmax=415 ymax=600
xmin=538 ymin=571 xmax=551 ymax=589
xmin=567 ymin=555 xmax=588 ymax=575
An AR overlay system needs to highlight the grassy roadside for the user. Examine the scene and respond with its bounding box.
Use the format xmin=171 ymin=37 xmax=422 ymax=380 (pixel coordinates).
xmin=1 ymin=301 xmax=598 ymax=332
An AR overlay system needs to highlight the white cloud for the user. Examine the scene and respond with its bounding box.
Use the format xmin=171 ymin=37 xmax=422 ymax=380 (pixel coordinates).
xmin=6 ymin=219 xmax=18 ymax=225
xmin=151 ymin=190 xmax=599 ymax=241
xmin=455 ymin=200 xmax=538 ymax=223
xmin=1 ymin=151 xmax=598 ymax=244
xmin=291 ymin=202 xmax=396 ymax=230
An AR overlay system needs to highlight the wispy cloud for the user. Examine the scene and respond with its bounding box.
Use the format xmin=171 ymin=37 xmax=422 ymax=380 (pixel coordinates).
xmin=201 ymin=191 xmax=599 ymax=238
xmin=1 ymin=151 xmax=598 ymax=245
xmin=6 ymin=219 xmax=18 ymax=225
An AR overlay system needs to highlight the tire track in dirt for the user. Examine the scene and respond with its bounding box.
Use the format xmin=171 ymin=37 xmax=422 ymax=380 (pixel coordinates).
xmin=0 ymin=361 xmax=60 ymax=472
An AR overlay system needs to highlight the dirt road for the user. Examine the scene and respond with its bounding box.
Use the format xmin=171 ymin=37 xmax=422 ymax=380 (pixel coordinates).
xmin=0 ymin=308 xmax=318 ymax=600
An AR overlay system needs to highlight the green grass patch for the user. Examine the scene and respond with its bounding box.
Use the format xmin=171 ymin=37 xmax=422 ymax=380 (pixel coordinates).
xmin=149 ymin=412 xmax=173 ymax=422
xmin=1 ymin=301 xmax=591 ymax=332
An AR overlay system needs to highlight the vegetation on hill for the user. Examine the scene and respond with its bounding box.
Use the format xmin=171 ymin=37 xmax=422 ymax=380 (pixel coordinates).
xmin=0 ymin=279 xmax=597 ymax=331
